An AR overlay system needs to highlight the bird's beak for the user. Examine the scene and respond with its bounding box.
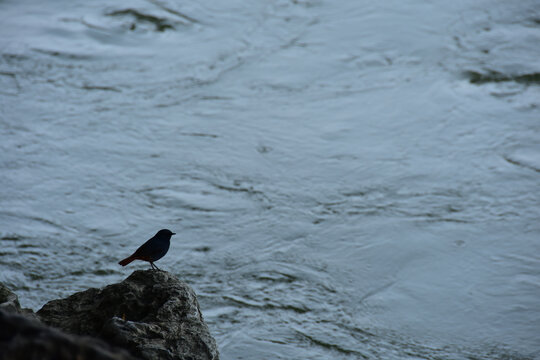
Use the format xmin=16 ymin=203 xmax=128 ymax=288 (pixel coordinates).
xmin=172 ymin=233 xmax=176 ymax=235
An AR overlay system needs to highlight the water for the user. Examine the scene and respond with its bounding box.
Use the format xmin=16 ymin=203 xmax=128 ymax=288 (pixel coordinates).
xmin=1 ymin=0 xmax=539 ymax=358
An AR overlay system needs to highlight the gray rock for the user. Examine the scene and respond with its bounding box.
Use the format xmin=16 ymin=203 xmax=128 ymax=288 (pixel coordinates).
xmin=0 ymin=283 xmax=38 ymax=321
xmin=37 ymin=270 xmax=219 ymax=360
xmin=0 ymin=310 xmax=137 ymax=360
xmin=0 ymin=283 xmax=22 ymax=314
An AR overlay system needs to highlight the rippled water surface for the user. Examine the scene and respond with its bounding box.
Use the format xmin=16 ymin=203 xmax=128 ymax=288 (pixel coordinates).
xmin=1 ymin=0 xmax=539 ymax=359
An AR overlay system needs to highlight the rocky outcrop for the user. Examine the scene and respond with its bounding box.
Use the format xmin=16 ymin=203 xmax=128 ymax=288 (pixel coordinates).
xmin=0 ymin=283 xmax=23 ymax=314
xmin=37 ymin=270 xmax=219 ymax=360
xmin=0 ymin=310 xmax=136 ymax=360
xmin=0 ymin=283 xmax=37 ymax=320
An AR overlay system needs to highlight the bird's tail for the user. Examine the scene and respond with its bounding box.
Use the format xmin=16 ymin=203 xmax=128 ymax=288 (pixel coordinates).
xmin=119 ymin=255 xmax=135 ymax=266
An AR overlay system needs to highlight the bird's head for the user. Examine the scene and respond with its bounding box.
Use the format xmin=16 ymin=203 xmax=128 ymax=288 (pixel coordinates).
xmin=157 ymin=229 xmax=176 ymax=237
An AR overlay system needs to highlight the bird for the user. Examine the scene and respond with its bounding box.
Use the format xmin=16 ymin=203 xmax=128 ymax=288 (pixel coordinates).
xmin=118 ymin=229 xmax=176 ymax=270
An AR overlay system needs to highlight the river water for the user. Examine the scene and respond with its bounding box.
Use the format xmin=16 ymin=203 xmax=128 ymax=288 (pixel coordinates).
xmin=1 ymin=0 xmax=539 ymax=359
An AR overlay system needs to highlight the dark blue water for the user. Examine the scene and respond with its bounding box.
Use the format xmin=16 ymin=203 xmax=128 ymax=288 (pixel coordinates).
xmin=1 ymin=0 xmax=539 ymax=358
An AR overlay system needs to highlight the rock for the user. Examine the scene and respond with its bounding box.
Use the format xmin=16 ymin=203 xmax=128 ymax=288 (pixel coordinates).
xmin=0 ymin=283 xmax=38 ymax=321
xmin=37 ymin=270 xmax=219 ymax=360
xmin=0 ymin=310 xmax=137 ymax=360
xmin=0 ymin=283 xmax=22 ymax=314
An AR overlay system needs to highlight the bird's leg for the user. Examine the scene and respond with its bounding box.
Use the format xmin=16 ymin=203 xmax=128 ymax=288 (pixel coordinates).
xmin=151 ymin=262 xmax=161 ymax=271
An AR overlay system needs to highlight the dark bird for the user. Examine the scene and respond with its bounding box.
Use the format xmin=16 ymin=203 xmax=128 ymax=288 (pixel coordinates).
xmin=118 ymin=229 xmax=175 ymax=270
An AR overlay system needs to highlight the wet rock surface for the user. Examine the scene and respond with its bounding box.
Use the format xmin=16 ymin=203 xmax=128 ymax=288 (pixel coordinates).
xmin=37 ymin=270 xmax=219 ymax=360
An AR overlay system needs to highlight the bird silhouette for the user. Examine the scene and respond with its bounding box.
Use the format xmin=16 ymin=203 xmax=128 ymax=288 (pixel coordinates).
xmin=118 ymin=229 xmax=175 ymax=270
